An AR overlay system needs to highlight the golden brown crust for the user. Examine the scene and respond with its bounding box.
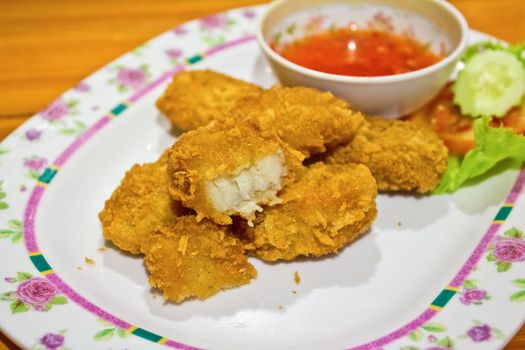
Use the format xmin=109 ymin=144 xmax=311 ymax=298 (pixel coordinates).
xmin=98 ymin=152 xmax=183 ymax=255
xmin=168 ymin=118 xmax=304 ymax=225
xmin=142 ymin=217 xmax=257 ymax=303
xmin=326 ymin=117 xmax=449 ymax=193
xmin=244 ymin=162 xmax=377 ymax=261
xmin=156 ymin=70 xmax=262 ymax=131
xmin=156 ymin=70 xmax=364 ymax=157
xmin=232 ymin=86 xmax=365 ymax=157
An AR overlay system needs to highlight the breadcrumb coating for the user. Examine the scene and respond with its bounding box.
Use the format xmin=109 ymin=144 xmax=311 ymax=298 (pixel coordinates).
xmin=232 ymin=86 xmax=365 ymax=157
xmin=156 ymin=70 xmax=262 ymax=131
xmin=156 ymin=70 xmax=364 ymax=157
xmin=244 ymin=162 xmax=377 ymax=261
xmin=142 ymin=217 xmax=257 ymax=303
xmin=99 ymin=152 xmax=183 ymax=255
xmin=326 ymin=117 xmax=448 ymax=193
xmin=168 ymin=119 xmax=304 ymax=225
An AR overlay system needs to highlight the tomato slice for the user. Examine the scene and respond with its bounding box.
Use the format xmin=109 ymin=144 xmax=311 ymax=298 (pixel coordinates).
xmin=498 ymin=100 xmax=525 ymax=135
xmin=404 ymin=83 xmax=525 ymax=156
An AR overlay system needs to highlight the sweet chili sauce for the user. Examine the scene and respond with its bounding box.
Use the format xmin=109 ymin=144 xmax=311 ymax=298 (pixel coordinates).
xmin=277 ymin=29 xmax=443 ymax=77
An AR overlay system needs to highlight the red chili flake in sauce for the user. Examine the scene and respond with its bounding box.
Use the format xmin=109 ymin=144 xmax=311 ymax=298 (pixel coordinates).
xmin=276 ymin=29 xmax=443 ymax=77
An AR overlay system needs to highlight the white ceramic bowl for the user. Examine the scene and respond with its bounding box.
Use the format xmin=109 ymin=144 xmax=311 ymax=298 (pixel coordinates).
xmin=257 ymin=0 xmax=469 ymax=118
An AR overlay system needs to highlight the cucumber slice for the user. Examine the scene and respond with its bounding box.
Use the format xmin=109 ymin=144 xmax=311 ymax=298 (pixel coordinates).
xmin=453 ymin=50 xmax=525 ymax=118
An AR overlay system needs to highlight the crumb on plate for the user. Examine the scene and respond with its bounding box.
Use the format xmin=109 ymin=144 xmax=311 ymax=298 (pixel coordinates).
xmin=294 ymin=271 xmax=301 ymax=284
xmin=84 ymin=257 xmax=95 ymax=266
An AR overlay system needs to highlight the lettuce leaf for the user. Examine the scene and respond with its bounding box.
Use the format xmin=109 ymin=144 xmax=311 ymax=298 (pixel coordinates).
xmin=460 ymin=41 xmax=525 ymax=68
xmin=434 ymin=117 xmax=525 ymax=193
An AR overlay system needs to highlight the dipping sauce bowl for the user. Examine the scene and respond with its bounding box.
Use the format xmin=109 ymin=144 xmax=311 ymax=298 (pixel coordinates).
xmin=257 ymin=0 xmax=469 ymax=117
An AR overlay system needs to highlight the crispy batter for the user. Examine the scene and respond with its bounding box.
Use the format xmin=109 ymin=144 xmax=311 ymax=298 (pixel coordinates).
xmin=168 ymin=118 xmax=304 ymax=225
xmin=156 ymin=70 xmax=262 ymax=131
xmin=99 ymin=152 xmax=183 ymax=255
xmin=232 ymin=86 xmax=365 ymax=156
xmin=142 ymin=217 xmax=257 ymax=303
xmin=326 ymin=117 xmax=448 ymax=193
xmin=244 ymin=163 xmax=377 ymax=261
xmin=156 ymin=70 xmax=364 ymax=157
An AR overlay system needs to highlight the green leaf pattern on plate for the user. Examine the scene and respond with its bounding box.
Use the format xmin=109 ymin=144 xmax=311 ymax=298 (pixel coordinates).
xmin=510 ymin=278 xmax=525 ymax=302
xmin=405 ymin=322 xmax=455 ymax=349
xmin=93 ymin=319 xmax=130 ymax=341
xmin=0 ymin=180 xmax=8 ymax=210
xmin=0 ymin=219 xmax=23 ymax=244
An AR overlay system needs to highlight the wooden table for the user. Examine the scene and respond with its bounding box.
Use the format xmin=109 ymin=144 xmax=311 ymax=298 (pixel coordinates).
xmin=0 ymin=0 xmax=524 ymax=349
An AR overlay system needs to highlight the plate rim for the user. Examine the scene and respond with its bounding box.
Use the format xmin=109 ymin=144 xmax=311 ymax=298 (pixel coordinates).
xmin=0 ymin=5 xmax=523 ymax=350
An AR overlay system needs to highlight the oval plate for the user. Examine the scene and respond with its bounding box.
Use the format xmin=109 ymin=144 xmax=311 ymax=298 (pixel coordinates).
xmin=0 ymin=5 xmax=524 ymax=350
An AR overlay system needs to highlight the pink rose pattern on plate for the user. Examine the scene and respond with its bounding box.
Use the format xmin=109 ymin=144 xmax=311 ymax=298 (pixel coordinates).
xmin=40 ymin=100 xmax=69 ymax=121
xmin=459 ymin=279 xmax=491 ymax=306
xmin=74 ymin=81 xmax=90 ymax=92
xmin=165 ymin=48 xmax=183 ymax=64
xmin=39 ymin=99 xmax=79 ymax=122
xmin=200 ymin=14 xmax=228 ymax=29
xmin=25 ymin=128 xmax=42 ymax=142
xmin=458 ymin=320 xmax=504 ymax=343
xmin=118 ymin=68 xmax=145 ymax=88
xmin=199 ymin=13 xmax=236 ymax=47
xmin=24 ymin=156 xmax=47 ymax=180
xmin=30 ymin=329 xmax=67 ymax=350
xmin=108 ymin=65 xmax=150 ymax=93
xmin=0 ymin=273 xmax=67 ymax=313
xmin=40 ymin=332 xmax=65 ymax=350
xmin=486 ymin=227 xmax=525 ymax=272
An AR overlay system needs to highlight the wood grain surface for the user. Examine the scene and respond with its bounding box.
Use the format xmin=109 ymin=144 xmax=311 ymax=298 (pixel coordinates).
xmin=0 ymin=0 xmax=524 ymax=349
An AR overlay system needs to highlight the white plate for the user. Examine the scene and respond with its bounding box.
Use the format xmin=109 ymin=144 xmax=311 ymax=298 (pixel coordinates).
xmin=0 ymin=5 xmax=524 ymax=350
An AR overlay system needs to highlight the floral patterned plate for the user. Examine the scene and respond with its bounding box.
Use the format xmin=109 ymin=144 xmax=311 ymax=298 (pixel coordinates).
xmin=0 ymin=5 xmax=524 ymax=350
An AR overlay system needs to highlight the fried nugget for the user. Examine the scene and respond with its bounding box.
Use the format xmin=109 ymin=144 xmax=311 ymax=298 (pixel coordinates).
xmin=142 ymin=217 xmax=257 ymax=303
xmin=244 ymin=163 xmax=377 ymax=261
xmin=326 ymin=117 xmax=448 ymax=193
xmin=168 ymin=118 xmax=304 ymax=225
xmin=99 ymin=152 xmax=183 ymax=255
xmin=156 ymin=70 xmax=262 ymax=131
xmin=232 ymin=86 xmax=365 ymax=157
xmin=156 ymin=70 xmax=364 ymax=157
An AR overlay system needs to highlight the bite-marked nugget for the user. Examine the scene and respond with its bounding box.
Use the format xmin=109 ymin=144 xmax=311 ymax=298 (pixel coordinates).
xmin=142 ymin=217 xmax=257 ymax=303
xmin=326 ymin=117 xmax=448 ymax=193
xmin=244 ymin=162 xmax=377 ymax=261
xmin=232 ymin=86 xmax=365 ymax=157
xmin=99 ymin=152 xmax=182 ymax=255
xmin=168 ymin=119 xmax=304 ymax=225
xmin=156 ymin=70 xmax=262 ymax=131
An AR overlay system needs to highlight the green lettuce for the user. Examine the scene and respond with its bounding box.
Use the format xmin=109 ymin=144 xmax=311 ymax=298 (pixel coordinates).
xmin=434 ymin=117 xmax=525 ymax=193
xmin=460 ymin=41 xmax=525 ymax=67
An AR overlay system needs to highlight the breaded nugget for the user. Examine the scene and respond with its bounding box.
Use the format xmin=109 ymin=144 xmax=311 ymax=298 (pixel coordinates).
xmin=156 ymin=70 xmax=262 ymax=131
xmin=232 ymin=86 xmax=365 ymax=157
xmin=99 ymin=152 xmax=182 ymax=255
xmin=244 ymin=163 xmax=377 ymax=261
xmin=156 ymin=71 xmax=364 ymax=157
xmin=142 ymin=217 xmax=257 ymax=303
xmin=168 ymin=118 xmax=304 ymax=225
xmin=326 ymin=117 xmax=448 ymax=193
